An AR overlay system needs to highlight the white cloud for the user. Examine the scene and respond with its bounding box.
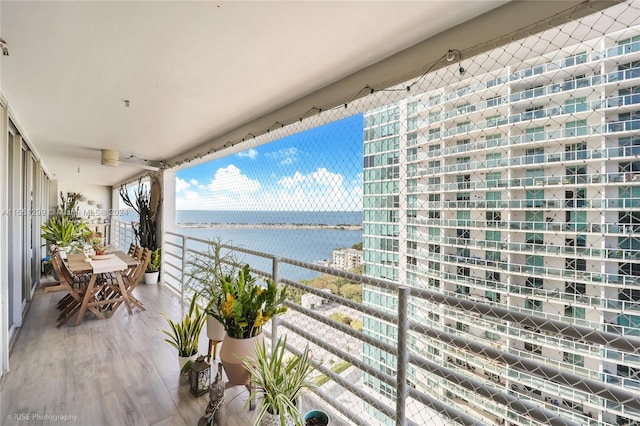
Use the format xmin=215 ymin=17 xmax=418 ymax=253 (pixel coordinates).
xmin=238 ymin=149 xmax=258 ymax=160
xmin=278 ymin=171 xmax=305 ymax=188
xmin=266 ymin=167 xmax=360 ymax=211
xmin=311 ymin=168 xmax=343 ymax=187
xmin=209 ymin=164 xmax=260 ymax=193
xmin=278 ymin=168 xmax=343 ymax=189
xmin=184 ymin=190 xmax=200 ymax=200
xmin=176 ymin=166 xmax=363 ymax=211
xmin=176 ymin=177 xmax=191 ymax=193
xmin=266 ymin=147 xmax=298 ymax=165
xmin=190 ymin=179 xmax=199 ymax=186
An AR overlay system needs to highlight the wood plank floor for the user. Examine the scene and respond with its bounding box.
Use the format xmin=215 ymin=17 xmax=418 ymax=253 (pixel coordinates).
xmin=0 ymin=281 xmax=259 ymax=426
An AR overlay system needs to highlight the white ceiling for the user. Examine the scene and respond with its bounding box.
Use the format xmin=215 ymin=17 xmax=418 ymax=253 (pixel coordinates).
xmin=1 ymin=1 xmax=510 ymax=186
xmin=0 ymin=0 xmax=552 ymax=185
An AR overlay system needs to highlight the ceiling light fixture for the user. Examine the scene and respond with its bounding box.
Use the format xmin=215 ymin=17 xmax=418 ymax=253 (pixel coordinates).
xmin=101 ymin=149 xmax=120 ymax=167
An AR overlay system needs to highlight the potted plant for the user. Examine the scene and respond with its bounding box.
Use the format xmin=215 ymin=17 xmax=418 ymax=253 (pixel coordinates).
xmin=241 ymin=336 xmax=316 ymax=426
xmin=303 ymin=410 xmax=329 ymax=426
xmin=206 ymin=264 xmax=287 ymax=385
xmin=144 ymin=248 xmax=161 ymax=284
xmin=119 ymin=176 xmax=161 ymax=253
xmin=185 ymin=239 xmax=240 ymax=357
xmin=41 ymin=214 xmax=88 ymax=256
xmin=161 ymin=295 xmax=207 ymax=373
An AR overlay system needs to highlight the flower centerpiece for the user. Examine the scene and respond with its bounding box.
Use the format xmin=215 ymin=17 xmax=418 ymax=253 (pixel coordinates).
xmin=206 ymin=264 xmax=287 ymax=385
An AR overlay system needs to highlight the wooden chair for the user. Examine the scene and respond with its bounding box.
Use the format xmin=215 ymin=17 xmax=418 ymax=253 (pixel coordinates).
xmin=53 ymin=250 xmax=89 ymax=312
xmin=117 ymin=247 xmax=151 ymax=312
xmin=52 ymin=251 xmax=104 ymax=327
xmin=99 ymin=248 xmax=150 ymax=315
xmin=127 ymin=244 xmax=143 ymax=260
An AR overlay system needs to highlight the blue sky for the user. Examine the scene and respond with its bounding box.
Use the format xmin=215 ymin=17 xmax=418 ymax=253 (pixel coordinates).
xmin=175 ymin=114 xmax=364 ymax=211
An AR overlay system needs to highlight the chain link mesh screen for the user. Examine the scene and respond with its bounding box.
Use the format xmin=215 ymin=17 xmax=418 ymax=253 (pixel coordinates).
xmin=173 ymin=2 xmax=640 ymax=425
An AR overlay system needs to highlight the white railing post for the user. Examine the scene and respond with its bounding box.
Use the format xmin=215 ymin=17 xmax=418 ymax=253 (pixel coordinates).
xmin=396 ymin=286 xmax=409 ymax=426
xmin=271 ymin=256 xmax=280 ymax=350
xmin=180 ymin=234 xmax=187 ymax=315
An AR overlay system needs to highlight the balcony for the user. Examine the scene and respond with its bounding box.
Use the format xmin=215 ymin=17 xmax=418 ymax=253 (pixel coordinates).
xmin=4 ymin=3 xmax=640 ymax=426
xmin=6 ymin=231 xmax=639 ymax=425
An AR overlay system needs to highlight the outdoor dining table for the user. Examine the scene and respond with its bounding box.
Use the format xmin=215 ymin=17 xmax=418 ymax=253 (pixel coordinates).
xmin=66 ymin=251 xmax=139 ymax=325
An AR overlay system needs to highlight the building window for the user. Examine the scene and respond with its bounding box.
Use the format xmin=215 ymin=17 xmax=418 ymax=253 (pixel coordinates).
xmin=526 ymin=233 xmax=544 ymax=245
xmin=563 ymin=352 xmax=584 ymax=367
xmin=525 ymin=342 xmax=542 ymax=354
xmin=526 ymin=277 xmax=543 ymax=288
xmin=456 ymin=321 xmax=469 ymax=332
xmin=566 ymin=282 xmax=586 ymax=294
xmin=486 ymin=291 xmax=500 ymax=303
xmin=486 ymin=172 xmax=501 ymax=188
xmin=565 ymin=305 xmax=586 ymax=319
xmin=525 ymin=299 xmax=543 ymax=312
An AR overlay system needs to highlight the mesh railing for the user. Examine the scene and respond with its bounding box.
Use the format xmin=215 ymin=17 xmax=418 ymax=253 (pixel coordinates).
xmin=162 ymin=233 xmax=640 ymax=426
xmin=166 ymin=2 xmax=640 ymax=425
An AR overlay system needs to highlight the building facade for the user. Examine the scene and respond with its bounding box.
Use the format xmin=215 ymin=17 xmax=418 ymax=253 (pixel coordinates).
xmin=363 ymin=26 xmax=640 ymax=425
xmin=332 ymin=248 xmax=364 ymax=271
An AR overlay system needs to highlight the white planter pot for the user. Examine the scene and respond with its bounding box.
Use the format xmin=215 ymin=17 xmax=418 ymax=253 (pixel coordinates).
xmin=178 ymin=354 xmax=197 ymax=375
xmin=206 ymin=315 xmax=226 ymax=342
xmin=144 ymin=271 xmax=159 ymax=284
xmin=260 ymin=411 xmax=296 ymax=426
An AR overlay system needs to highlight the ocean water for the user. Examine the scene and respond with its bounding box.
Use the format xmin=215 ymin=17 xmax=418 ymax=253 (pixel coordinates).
xmin=176 ymin=210 xmax=362 ymax=226
xmin=176 ymin=211 xmax=363 ymax=282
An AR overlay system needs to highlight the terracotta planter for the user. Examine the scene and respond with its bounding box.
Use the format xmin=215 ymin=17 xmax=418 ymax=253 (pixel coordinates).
xmin=206 ymin=315 xmax=226 ymax=341
xmin=219 ymin=334 xmax=263 ymax=385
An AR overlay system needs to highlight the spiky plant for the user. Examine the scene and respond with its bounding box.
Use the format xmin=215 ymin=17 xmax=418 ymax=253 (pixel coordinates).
xmin=241 ymin=336 xmax=317 ymax=426
xmin=160 ymin=295 xmax=206 ymax=357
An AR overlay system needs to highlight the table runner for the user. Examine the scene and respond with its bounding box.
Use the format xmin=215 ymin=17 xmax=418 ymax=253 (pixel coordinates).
xmin=88 ymin=257 xmax=128 ymax=274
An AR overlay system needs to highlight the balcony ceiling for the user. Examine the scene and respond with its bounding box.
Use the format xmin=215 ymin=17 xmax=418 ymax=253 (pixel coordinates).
xmin=0 ymin=1 xmax=618 ymax=187
xmin=0 ymin=0 xmax=514 ymax=186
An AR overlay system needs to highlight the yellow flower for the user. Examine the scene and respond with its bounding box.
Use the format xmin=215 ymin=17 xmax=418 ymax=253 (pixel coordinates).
xmin=253 ymin=310 xmax=264 ymax=328
xmin=221 ymin=293 xmax=234 ymax=318
xmin=256 ymin=287 xmax=263 ymax=296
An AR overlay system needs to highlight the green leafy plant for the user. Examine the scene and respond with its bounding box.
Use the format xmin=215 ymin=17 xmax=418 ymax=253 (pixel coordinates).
xmin=40 ymin=215 xmax=87 ymax=250
xmin=241 ymin=336 xmax=316 ymax=426
xmin=185 ymin=238 xmax=240 ymax=312
xmin=146 ymin=248 xmax=161 ymax=273
xmin=160 ymin=295 xmax=206 ymax=357
xmin=206 ymin=264 xmax=287 ymax=339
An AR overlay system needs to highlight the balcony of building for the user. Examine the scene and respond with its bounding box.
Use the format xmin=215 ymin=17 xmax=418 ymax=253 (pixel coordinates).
xmin=4 ymin=232 xmax=640 ymax=425
xmin=3 ymin=2 xmax=640 ymax=426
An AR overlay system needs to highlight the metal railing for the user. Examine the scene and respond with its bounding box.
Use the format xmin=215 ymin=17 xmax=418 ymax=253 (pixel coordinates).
xmin=158 ymin=230 xmax=640 ymax=426
xmin=111 ymin=219 xmax=135 ymax=252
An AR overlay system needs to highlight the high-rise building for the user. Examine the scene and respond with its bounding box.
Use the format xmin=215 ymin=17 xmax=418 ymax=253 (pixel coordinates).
xmin=363 ymin=23 xmax=640 ymax=426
